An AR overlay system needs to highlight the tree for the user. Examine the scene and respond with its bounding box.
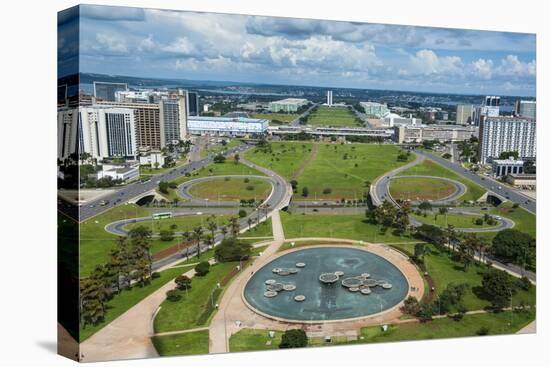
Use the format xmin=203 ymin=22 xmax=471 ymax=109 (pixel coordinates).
xmin=192 ymin=226 xmax=204 ymax=258
xmin=229 ymin=217 xmax=240 ymax=237
xmin=207 ymin=217 xmax=218 ymax=240
xmin=401 ymin=296 xmax=420 ymax=316
xmin=418 ymin=201 xmax=432 ymax=214
xmin=158 ymin=181 xmax=169 ymax=194
xmin=220 ymin=226 xmax=228 ymax=239
xmin=247 ymin=217 xmax=253 ymax=230
xmin=166 ymin=289 xmax=182 ymax=302
xmin=498 ymin=151 xmax=519 ymax=160
xmin=195 ymin=261 xmax=211 ymax=276
xmin=414 ymin=243 xmax=426 ymax=262
xmin=415 ymin=224 xmax=445 ymax=246
xmin=279 ymin=329 xmax=308 ymax=349
xmin=491 ymin=229 xmax=535 ymax=269
xmin=437 ymin=283 xmax=468 ymax=314
xmin=290 ymin=180 xmax=298 ymax=191
xmin=238 ymin=209 xmax=247 ymax=218
xmin=128 ymin=225 xmax=152 ymax=240
xmin=214 ymin=237 xmax=252 ymax=262
xmin=417 ymin=303 xmax=437 ymax=322
xmin=80 ymin=275 xmax=109 ymax=327
xmin=159 ymin=229 xmax=175 ymax=241
xmin=234 ymin=153 xmax=240 ymax=164
xmin=302 ymin=186 xmax=309 ymax=197
xmin=175 ymin=275 xmax=192 ymax=290
xmin=481 ymin=269 xmax=515 ymax=310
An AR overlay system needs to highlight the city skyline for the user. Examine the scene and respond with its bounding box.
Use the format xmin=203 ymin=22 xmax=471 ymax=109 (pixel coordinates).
xmin=59 ymin=5 xmax=536 ymax=96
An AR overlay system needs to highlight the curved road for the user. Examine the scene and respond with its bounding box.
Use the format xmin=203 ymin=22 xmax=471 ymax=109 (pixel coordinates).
xmin=388 ymin=175 xmax=467 ymax=205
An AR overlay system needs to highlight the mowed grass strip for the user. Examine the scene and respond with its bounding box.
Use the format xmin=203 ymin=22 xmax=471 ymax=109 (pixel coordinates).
xmin=281 ymin=212 xmax=414 ymax=243
xmin=411 ymin=213 xmax=498 ymax=229
xmin=80 ymin=265 xmax=194 ymax=342
xmin=244 ymin=141 xmax=314 ymax=179
xmin=124 ymin=214 xmax=235 ymax=235
xmin=308 ymin=106 xmax=361 ymax=127
xmin=400 ymin=159 xmax=486 ymax=202
xmin=389 ymin=177 xmax=456 ymax=201
xmin=188 ymin=177 xmax=271 ymax=201
xmin=154 ymin=261 xmax=238 ymax=333
xmin=229 ymin=329 xmax=283 ymax=352
xmin=152 ymin=330 xmax=209 ymax=356
xmin=251 ymin=113 xmax=298 ymax=124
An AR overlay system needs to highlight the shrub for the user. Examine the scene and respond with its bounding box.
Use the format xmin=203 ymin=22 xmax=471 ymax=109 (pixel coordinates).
xmin=151 ymin=272 xmax=161 ymax=279
xmin=175 ymin=275 xmax=192 ymax=290
xmin=195 ymin=261 xmax=211 ymax=276
xmin=166 ymin=289 xmax=182 ymax=302
xmin=476 ymin=327 xmax=490 ymax=336
xmin=159 ymin=229 xmax=175 ymax=241
xmin=279 ymin=329 xmax=308 ymax=349
xmin=214 ymin=237 xmax=252 ymax=262
xmin=238 ymin=209 xmax=247 ymax=218
xmin=322 ymin=188 xmax=332 ymax=194
xmin=245 ymin=185 xmax=255 ymax=191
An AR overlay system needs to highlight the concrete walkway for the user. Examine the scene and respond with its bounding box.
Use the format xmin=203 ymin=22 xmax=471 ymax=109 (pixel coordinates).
xmin=517 ymin=320 xmax=536 ymax=334
xmin=80 ymin=267 xmax=197 ymax=362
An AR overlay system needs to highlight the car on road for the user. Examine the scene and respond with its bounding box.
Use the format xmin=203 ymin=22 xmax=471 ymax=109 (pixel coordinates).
xmin=100 ymin=200 xmax=109 ymax=206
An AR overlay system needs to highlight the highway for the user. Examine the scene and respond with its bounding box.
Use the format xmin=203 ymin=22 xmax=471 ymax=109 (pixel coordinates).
xmin=76 ymin=143 xmax=252 ymax=222
xmin=290 ymin=103 xmax=318 ymax=126
xmin=415 ymin=149 xmax=536 ymax=214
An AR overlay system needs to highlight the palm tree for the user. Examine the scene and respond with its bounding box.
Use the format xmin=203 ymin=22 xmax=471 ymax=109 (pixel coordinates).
xmin=229 ymin=217 xmax=240 ymax=237
xmin=192 ymin=226 xmax=204 ymax=258
xmin=207 ymin=218 xmax=218 ymax=241
xmin=220 ymin=226 xmax=228 ymax=239
xmin=247 ymin=217 xmax=253 ymax=230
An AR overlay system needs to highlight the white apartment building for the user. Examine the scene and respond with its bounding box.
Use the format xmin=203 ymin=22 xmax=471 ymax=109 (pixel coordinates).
xmin=268 ymin=98 xmax=309 ymax=113
xmin=479 ymin=117 xmax=536 ymax=164
xmin=456 ymin=104 xmax=474 ymax=125
xmin=159 ymin=93 xmax=188 ymax=147
xmin=360 ymin=102 xmax=389 ymax=118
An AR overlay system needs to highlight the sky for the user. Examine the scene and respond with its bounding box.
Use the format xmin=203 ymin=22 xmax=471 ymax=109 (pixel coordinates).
xmin=59 ymin=5 xmax=537 ymax=96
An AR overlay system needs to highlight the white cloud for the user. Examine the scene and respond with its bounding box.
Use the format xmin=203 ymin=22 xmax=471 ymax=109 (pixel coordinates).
xmin=498 ymin=55 xmax=536 ymax=76
xmin=162 ymin=37 xmax=196 ymax=55
xmin=94 ymin=33 xmax=128 ymax=53
xmin=472 ymin=58 xmax=494 ymax=79
xmin=403 ymin=49 xmax=463 ymax=76
xmin=138 ymin=34 xmax=156 ymax=52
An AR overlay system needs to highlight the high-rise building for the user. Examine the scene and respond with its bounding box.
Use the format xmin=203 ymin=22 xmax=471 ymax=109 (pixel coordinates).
xmin=93 ymin=82 xmax=128 ymax=102
xmin=515 ymin=100 xmax=536 ymax=120
xmin=58 ymin=107 xmax=137 ymax=160
xmin=456 ymin=104 xmax=474 ymax=125
xmin=478 ymin=116 xmax=536 ymax=164
xmin=160 ymin=93 xmax=188 ymax=146
xmin=473 ymin=96 xmax=500 ymax=126
xmin=95 ymin=101 xmax=161 ymax=150
xmin=326 ymin=90 xmax=333 ymax=106
xmin=186 ymin=91 xmax=199 ymax=116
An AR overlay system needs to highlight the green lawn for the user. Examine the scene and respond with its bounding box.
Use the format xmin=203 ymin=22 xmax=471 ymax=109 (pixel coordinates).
xmin=251 ymin=113 xmax=299 ymax=124
xmin=80 ymin=204 xmax=151 ymax=276
xmin=390 ymin=177 xmax=456 ymax=201
xmin=491 ymin=202 xmax=536 ymax=237
xmin=245 ymin=142 xmax=414 ymax=200
xmin=229 ymin=329 xmax=283 ymax=352
xmin=357 ymin=310 xmax=535 ymax=343
xmin=124 ymin=213 xmax=235 ymax=236
xmin=400 ymin=160 xmax=486 ymax=202
xmin=156 ymin=160 xmax=266 ymax=202
xmin=412 ymin=213 xmax=498 ymax=229
xmin=154 ymin=261 xmax=239 ymax=333
xmin=188 ymin=177 xmax=271 ymax=201
xmin=391 ymin=243 xmax=536 ymax=311
xmin=152 ymin=330 xmax=209 ymax=356
xmin=281 ymin=212 xmax=413 ymax=243
xmin=307 ymin=106 xmax=361 ymax=127
xmin=80 ymin=265 xmax=193 ymax=342
xmin=240 ymin=217 xmax=273 ymax=238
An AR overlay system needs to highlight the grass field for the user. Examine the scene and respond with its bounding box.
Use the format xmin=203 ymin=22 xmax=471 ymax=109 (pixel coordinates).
xmin=188 ymin=177 xmax=271 ymax=201
xmin=280 ymin=212 xmax=414 ymax=243
xmin=391 ymin=242 xmax=536 ymax=311
xmin=245 ymin=142 xmax=413 ymax=200
xmin=491 ymin=202 xmax=536 ymax=237
xmin=229 ymin=329 xmax=283 ymax=352
xmin=412 ymin=212 xmax=498 ymax=229
xmin=201 ymin=138 xmax=241 ymax=159
xmin=251 ymin=113 xmax=299 ymax=124
xmin=80 ymin=265 xmax=194 ymax=342
xmin=228 ymin=310 xmax=534 ymax=352
xmin=239 ymin=217 xmax=273 ymax=238
xmin=124 ymin=213 xmax=235 ymax=236
xmin=152 ymin=330 xmax=209 ymax=356
xmin=157 ymin=160 xmax=265 ymax=201
xmin=390 ymin=177 xmax=457 ymax=201
xmin=307 ymin=106 xmax=361 ymax=127
xmin=400 ymin=160 xmax=486 ymax=202
xmin=154 ymin=261 xmax=238 ymax=333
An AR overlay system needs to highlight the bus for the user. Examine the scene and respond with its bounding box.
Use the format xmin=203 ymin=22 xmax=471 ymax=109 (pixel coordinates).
xmin=152 ymin=212 xmax=173 ymax=220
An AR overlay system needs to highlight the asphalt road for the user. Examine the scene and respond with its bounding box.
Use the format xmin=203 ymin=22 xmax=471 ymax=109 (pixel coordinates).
xmin=76 ymin=143 xmax=252 ymax=222
xmin=415 ymin=149 xmax=536 ymax=214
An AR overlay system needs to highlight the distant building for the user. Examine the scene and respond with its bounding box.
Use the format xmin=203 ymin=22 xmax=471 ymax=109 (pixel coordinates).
xmin=394 ymin=124 xmax=477 ymax=144
xmin=139 ymin=151 xmax=165 ymax=167
xmin=360 ymin=102 xmax=389 ymax=118
xmin=187 ymin=116 xmax=268 ymax=136
xmin=159 ymin=93 xmax=188 ymax=147
xmin=115 ymin=90 xmax=168 ymax=104
xmin=268 ymin=98 xmax=309 ymax=113
xmin=473 ymin=96 xmax=500 ymax=126
xmin=478 ymin=117 xmax=536 ymax=164
xmin=203 ymin=103 xmax=211 ymax=112
xmin=97 ymin=166 xmax=139 ymax=182
xmin=492 ymin=159 xmax=524 ymax=177
xmin=505 ymin=174 xmax=536 ymax=189
xmin=326 ymin=90 xmax=333 ymax=106
xmin=93 ymin=82 xmax=128 ymax=102
xmin=382 ymin=112 xmax=421 ymax=127
xmin=456 ymin=104 xmax=474 ymax=125
xmin=515 ymin=100 xmax=536 ymax=119
xmin=186 ymin=91 xmax=200 ymax=116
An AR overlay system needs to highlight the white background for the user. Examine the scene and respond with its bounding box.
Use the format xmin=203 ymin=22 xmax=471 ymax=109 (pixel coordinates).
xmin=0 ymin=0 xmax=546 ymax=366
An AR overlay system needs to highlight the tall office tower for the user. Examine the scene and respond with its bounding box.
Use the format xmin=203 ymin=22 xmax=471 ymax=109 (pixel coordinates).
xmin=159 ymin=93 xmax=188 ymax=147
xmin=186 ymin=91 xmax=200 ymax=116
xmin=326 ymin=90 xmax=333 ymax=106
xmin=473 ymin=96 xmax=500 ymax=126
xmin=57 ymin=108 xmax=79 ymax=160
xmin=478 ymin=116 xmax=536 ymax=164
xmin=456 ymin=104 xmax=474 ymax=125
xmin=484 ymin=96 xmax=501 ymax=107
xmin=95 ymin=101 xmax=161 ymax=151
xmin=92 ymin=81 xmax=128 ymax=101
xmin=515 ymin=100 xmax=537 ymax=120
